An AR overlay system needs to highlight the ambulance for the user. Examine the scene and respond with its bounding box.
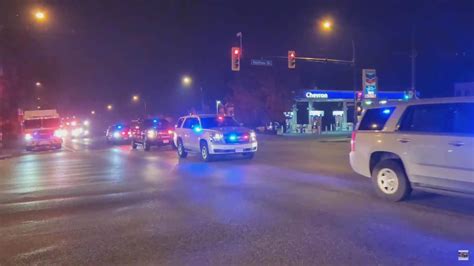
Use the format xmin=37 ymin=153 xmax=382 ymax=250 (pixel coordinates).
xmin=22 ymin=109 xmax=63 ymax=151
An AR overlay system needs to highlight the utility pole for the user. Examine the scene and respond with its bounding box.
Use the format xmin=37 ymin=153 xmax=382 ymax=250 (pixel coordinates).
xmin=351 ymin=39 xmax=357 ymax=129
xmin=410 ymin=26 xmax=417 ymax=98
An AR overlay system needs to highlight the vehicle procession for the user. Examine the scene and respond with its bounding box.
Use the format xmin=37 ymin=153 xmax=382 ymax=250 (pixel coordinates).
xmin=1 ymin=1 xmax=473 ymax=264
xmin=17 ymin=94 xmax=474 ymax=203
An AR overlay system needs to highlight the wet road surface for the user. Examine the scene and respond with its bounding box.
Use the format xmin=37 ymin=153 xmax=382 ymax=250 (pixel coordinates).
xmin=1 ymin=136 xmax=473 ymax=265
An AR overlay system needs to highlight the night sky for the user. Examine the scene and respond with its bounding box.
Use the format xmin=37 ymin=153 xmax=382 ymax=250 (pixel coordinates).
xmin=1 ymin=0 xmax=473 ymax=116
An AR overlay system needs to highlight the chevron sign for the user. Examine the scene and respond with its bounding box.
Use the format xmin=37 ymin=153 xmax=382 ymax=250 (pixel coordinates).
xmin=362 ymin=69 xmax=377 ymax=99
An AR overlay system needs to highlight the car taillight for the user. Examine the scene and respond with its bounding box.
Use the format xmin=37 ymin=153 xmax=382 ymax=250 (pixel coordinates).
xmin=351 ymin=131 xmax=357 ymax=152
xmin=167 ymin=130 xmax=173 ymax=135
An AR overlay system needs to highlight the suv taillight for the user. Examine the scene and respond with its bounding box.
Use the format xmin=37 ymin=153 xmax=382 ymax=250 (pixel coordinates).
xmin=351 ymin=131 xmax=357 ymax=152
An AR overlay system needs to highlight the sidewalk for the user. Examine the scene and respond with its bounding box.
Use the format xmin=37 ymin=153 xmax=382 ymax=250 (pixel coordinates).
xmin=0 ymin=139 xmax=23 ymax=160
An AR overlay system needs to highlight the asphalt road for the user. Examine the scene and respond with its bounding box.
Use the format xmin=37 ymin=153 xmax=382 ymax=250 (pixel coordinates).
xmin=0 ymin=136 xmax=473 ymax=265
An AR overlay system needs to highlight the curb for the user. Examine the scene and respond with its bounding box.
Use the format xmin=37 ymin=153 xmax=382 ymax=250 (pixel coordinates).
xmin=0 ymin=154 xmax=13 ymax=160
xmin=318 ymin=139 xmax=350 ymax=143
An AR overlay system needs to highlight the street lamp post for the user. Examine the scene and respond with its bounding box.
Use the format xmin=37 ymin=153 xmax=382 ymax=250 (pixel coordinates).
xmin=132 ymin=95 xmax=147 ymax=116
xmin=320 ymin=18 xmax=358 ymax=129
xmin=0 ymin=8 xmax=50 ymax=145
xmin=351 ymin=39 xmax=357 ymax=129
xmin=182 ymin=76 xmax=205 ymax=113
xmin=216 ymin=100 xmax=221 ymax=114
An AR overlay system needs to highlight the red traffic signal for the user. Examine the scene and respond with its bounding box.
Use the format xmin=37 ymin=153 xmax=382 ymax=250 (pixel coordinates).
xmin=288 ymin=50 xmax=296 ymax=69
xmin=231 ymin=47 xmax=240 ymax=71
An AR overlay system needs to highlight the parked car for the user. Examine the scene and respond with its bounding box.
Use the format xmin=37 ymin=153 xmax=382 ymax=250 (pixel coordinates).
xmin=131 ymin=118 xmax=174 ymax=151
xmin=174 ymin=114 xmax=258 ymax=161
xmin=106 ymin=124 xmax=131 ymax=144
xmin=350 ymin=97 xmax=474 ymax=201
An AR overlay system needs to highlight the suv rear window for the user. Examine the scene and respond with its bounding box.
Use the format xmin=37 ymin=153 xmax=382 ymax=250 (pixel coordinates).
xmin=358 ymin=107 xmax=395 ymax=131
xmin=143 ymin=119 xmax=170 ymax=129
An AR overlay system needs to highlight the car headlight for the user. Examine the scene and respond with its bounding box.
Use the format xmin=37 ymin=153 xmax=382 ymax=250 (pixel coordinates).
xmin=210 ymin=132 xmax=224 ymax=142
xmin=24 ymin=133 xmax=33 ymax=141
xmin=54 ymin=129 xmax=63 ymax=138
xmin=250 ymin=131 xmax=257 ymax=141
xmin=72 ymin=128 xmax=84 ymax=137
xmin=147 ymin=130 xmax=157 ymax=139
xmin=113 ymin=131 xmax=121 ymax=138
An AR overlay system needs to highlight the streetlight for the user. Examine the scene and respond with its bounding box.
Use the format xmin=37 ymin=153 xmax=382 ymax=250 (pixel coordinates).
xmin=182 ymin=76 xmax=192 ymax=86
xmin=318 ymin=17 xmax=357 ymax=129
xmin=35 ymin=81 xmax=42 ymax=87
xmin=90 ymin=110 xmax=96 ymax=115
xmin=107 ymin=104 xmax=113 ymax=111
xmin=320 ymin=19 xmax=333 ymax=31
xmin=33 ymin=9 xmax=47 ymax=23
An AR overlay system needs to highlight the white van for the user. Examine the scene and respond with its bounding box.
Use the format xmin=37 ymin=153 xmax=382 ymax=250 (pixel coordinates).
xmin=350 ymin=97 xmax=474 ymax=201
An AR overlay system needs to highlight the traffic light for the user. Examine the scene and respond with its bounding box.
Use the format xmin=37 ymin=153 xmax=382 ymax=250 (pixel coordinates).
xmin=288 ymin=50 xmax=296 ymax=69
xmin=231 ymin=47 xmax=240 ymax=71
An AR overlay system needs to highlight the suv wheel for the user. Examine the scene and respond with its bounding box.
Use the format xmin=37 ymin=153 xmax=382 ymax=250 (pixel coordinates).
xmin=200 ymin=141 xmax=212 ymax=162
xmin=177 ymin=139 xmax=187 ymax=158
xmin=372 ymin=159 xmax=411 ymax=201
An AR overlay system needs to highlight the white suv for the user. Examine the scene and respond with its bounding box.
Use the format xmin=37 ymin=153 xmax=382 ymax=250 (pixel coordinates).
xmin=350 ymin=97 xmax=474 ymax=201
xmin=174 ymin=115 xmax=258 ymax=161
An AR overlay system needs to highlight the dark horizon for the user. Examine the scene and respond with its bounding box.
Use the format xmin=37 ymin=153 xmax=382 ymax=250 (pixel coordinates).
xmin=1 ymin=0 xmax=473 ymax=117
